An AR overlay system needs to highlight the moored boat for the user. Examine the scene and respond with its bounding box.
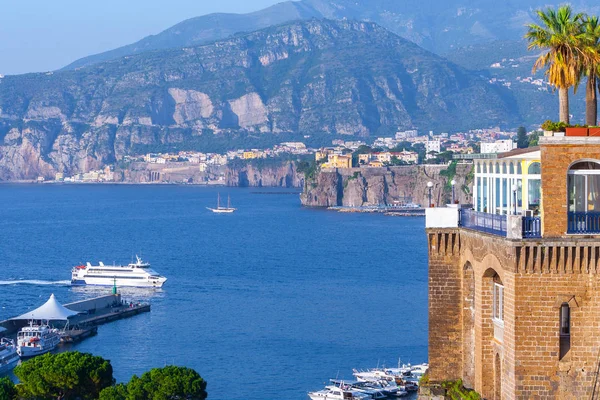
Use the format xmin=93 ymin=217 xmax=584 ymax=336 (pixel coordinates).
xmin=16 ymin=324 xmax=61 ymax=358
xmin=0 ymin=338 xmax=19 ymax=374
xmin=308 ymin=384 xmax=370 ymax=400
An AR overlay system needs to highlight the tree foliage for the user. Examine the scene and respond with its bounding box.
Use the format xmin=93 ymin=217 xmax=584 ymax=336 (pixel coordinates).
xmin=99 ymin=366 xmax=207 ymax=400
xmin=14 ymin=351 xmax=114 ymax=400
xmin=0 ymin=377 xmax=16 ymax=400
xmin=516 ymin=126 xmax=529 ymax=148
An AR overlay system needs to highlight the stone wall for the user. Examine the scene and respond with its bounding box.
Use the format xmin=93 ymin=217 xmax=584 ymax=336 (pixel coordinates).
xmin=540 ymin=138 xmax=600 ymax=237
xmin=427 ymin=225 xmax=600 ymax=399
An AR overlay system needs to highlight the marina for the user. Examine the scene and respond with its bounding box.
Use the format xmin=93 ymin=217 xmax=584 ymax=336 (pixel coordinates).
xmin=309 ymin=363 xmax=427 ymax=399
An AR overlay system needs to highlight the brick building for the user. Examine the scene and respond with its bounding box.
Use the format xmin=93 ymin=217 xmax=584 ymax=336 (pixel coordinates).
xmin=424 ymin=134 xmax=600 ymax=399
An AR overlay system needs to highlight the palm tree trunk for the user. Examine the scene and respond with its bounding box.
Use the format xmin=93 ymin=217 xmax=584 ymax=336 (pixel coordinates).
xmin=559 ymin=87 xmax=570 ymax=124
xmin=587 ymin=73 xmax=597 ymax=126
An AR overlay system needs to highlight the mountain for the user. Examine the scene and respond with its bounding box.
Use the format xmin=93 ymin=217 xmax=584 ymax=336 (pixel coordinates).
xmin=63 ymin=0 xmax=600 ymax=70
xmin=0 ymin=19 xmax=518 ymax=180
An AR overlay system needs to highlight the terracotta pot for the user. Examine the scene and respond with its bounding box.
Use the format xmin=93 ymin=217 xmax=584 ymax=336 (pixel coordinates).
xmin=588 ymin=128 xmax=600 ymax=137
xmin=566 ymin=127 xmax=589 ymax=137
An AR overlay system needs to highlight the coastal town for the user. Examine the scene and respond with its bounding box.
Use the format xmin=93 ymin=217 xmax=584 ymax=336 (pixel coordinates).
xmin=41 ymin=127 xmax=528 ymax=184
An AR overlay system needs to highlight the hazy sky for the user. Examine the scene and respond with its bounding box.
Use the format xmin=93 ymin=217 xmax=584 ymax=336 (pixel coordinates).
xmin=0 ymin=0 xmax=283 ymax=76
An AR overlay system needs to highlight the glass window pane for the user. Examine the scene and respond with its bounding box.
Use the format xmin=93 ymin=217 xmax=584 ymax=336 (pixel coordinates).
xmin=529 ymin=179 xmax=541 ymax=209
xmin=589 ymin=174 xmax=600 ymax=211
xmin=528 ymin=162 xmax=541 ymax=174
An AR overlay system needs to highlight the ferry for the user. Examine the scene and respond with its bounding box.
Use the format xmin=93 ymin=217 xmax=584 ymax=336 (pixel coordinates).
xmin=16 ymin=324 xmax=61 ymax=358
xmin=0 ymin=338 xmax=19 ymax=373
xmin=71 ymin=256 xmax=167 ymax=288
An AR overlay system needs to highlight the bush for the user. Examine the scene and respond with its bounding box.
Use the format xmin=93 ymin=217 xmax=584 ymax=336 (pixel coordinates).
xmin=441 ymin=379 xmax=481 ymax=400
xmin=540 ymin=120 xmax=567 ymax=132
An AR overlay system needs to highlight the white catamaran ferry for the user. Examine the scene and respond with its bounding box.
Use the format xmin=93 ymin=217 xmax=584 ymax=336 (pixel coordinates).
xmin=71 ymin=256 xmax=167 ymax=288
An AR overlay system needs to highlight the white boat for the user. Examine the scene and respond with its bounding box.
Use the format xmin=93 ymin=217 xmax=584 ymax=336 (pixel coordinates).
xmin=207 ymin=193 xmax=236 ymax=213
xmin=330 ymin=380 xmax=387 ymax=399
xmin=16 ymin=324 xmax=61 ymax=358
xmin=71 ymin=255 xmax=167 ymax=288
xmin=0 ymin=338 xmax=19 ymax=374
xmin=308 ymin=384 xmax=370 ymax=400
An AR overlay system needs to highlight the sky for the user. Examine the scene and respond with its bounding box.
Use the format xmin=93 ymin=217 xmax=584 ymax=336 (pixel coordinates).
xmin=0 ymin=0 xmax=283 ymax=76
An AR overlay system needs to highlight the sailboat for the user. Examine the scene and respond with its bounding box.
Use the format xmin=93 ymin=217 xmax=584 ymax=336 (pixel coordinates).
xmin=207 ymin=193 xmax=236 ymax=213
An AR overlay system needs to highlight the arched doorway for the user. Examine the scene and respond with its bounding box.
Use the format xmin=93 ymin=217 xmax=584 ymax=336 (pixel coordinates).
xmin=494 ymin=353 xmax=502 ymax=399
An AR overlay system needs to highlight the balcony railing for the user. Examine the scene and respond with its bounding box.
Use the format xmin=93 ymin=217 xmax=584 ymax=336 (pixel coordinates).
xmin=459 ymin=209 xmax=507 ymax=236
xmin=522 ymin=216 xmax=542 ymax=238
xmin=568 ymin=211 xmax=600 ymax=234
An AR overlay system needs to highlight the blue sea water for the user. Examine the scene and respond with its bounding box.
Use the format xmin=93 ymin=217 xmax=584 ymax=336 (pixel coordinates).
xmin=0 ymin=185 xmax=428 ymax=399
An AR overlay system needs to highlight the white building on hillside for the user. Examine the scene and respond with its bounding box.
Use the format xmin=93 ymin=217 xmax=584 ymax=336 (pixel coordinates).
xmin=481 ymin=139 xmax=517 ymax=154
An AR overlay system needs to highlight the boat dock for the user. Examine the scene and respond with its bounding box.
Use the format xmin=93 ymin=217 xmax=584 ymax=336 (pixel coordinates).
xmin=0 ymin=294 xmax=151 ymax=339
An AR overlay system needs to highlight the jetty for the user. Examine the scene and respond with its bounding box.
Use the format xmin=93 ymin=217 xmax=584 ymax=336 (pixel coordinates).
xmin=0 ymin=293 xmax=150 ymax=340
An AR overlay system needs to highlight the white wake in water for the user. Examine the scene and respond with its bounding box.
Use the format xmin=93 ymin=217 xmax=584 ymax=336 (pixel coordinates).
xmin=0 ymin=279 xmax=71 ymax=286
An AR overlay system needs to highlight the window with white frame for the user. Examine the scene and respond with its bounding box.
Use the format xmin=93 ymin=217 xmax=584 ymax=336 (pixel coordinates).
xmin=493 ymin=282 xmax=504 ymax=323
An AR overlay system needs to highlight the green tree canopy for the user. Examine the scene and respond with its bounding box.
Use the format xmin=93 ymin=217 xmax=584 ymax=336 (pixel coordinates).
xmin=100 ymin=366 xmax=207 ymax=400
xmin=525 ymin=5 xmax=586 ymax=123
xmin=14 ymin=351 xmax=114 ymax=400
xmin=516 ymin=126 xmax=529 ymax=148
xmin=98 ymin=384 xmax=128 ymax=400
xmin=0 ymin=377 xmax=16 ymax=400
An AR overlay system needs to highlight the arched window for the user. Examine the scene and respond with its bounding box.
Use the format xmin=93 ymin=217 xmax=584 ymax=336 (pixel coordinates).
xmin=559 ymin=303 xmax=571 ymax=360
xmin=502 ymin=163 xmax=507 ymax=174
xmin=477 ymin=162 xmax=481 ymax=173
xmin=528 ymin=162 xmax=541 ymax=175
xmin=483 ymin=163 xmax=487 ymax=173
xmin=568 ymin=160 xmax=600 ymax=213
xmin=517 ymin=163 xmax=522 ymax=174
xmin=495 ymin=162 xmax=500 ymax=174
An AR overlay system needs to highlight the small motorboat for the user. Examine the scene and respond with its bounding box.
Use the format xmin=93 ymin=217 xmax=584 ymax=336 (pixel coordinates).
xmin=308 ymin=384 xmax=370 ymax=400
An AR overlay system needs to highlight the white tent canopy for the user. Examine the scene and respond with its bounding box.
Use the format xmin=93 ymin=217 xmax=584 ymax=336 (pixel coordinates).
xmin=11 ymin=294 xmax=79 ymax=321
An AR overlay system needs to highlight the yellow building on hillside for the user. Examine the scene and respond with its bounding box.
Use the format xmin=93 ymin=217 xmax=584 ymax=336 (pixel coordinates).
xmin=322 ymin=154 xmax=352 ymax=169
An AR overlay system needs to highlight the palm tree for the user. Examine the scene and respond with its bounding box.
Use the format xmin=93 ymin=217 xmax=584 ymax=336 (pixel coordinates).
xmin=525 ymin=6 xmax=586 ymax=124
xmin=579 ymin=16 xmax=600 ymax=126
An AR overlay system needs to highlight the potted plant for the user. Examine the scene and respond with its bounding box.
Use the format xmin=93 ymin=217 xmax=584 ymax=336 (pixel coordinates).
xmin=589 ymin=126 xmax=600 ymax=137
xmin=566 ymin=124 xmax=589 ymax=137
xmin=541 ymin=120 xmax=567 ymax=136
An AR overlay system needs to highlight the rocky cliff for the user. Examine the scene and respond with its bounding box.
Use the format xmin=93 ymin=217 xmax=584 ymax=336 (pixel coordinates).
xmin=0 ymin=19 xmax=517 ymax=180
xmin=300 ymin=164 xmax=473 ymax=207
xmin=225 ymin=162 xmax=303 ymax=188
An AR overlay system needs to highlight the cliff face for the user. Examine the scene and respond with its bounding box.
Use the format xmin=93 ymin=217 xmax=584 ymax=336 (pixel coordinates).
xmin=0 ymin=19 xmax=516 ymax=180
xmin=225 ymin=162 xmax=304 ymax=188
xmin=300 ymin=164 xmax=473 ymax=207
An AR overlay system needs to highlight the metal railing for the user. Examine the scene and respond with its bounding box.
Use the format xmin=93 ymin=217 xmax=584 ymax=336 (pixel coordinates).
xmin=522 ymin=216 xmax=542 ymax=238
xmin=568 ymin=212 xmax=600 ymax=234
xmin=459 ymin=209 xmax=507 ymax=236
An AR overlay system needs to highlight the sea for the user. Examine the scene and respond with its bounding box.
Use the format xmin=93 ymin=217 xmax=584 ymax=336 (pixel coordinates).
xmin=0 ymin=184 xmax=428 ymax=400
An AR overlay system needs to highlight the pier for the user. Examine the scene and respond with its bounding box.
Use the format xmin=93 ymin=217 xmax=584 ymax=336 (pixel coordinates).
xmin=0 ymin=294 xmax=151 ymax=340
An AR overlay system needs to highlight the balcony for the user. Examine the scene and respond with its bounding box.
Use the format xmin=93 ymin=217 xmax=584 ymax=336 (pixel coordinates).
xmin=427 ymin=207 xmax=542 ymax=239
xmin=567 ymin=211 xmax=600 ymax=234
xmin=459 ymin=208 xmax=507 ymax=236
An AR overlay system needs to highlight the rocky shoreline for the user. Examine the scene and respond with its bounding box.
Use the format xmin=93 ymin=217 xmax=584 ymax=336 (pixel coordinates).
xmin=300 ymin=164 xmax=473 ymax=208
